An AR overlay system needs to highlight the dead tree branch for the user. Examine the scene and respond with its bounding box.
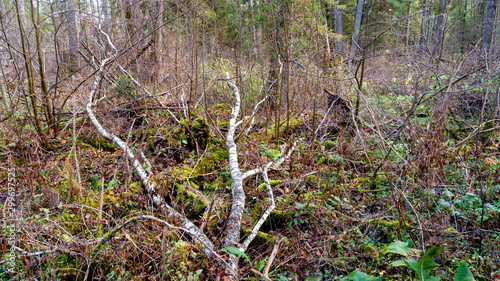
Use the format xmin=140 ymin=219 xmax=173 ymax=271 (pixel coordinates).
xmin=84 ymin=27 xmax=213 ymax=258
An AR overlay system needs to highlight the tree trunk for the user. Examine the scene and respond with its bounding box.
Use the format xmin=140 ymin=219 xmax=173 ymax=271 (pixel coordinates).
xmin=15 ymin=0 xmax=38 ymax=132
xmin=405 ymin=0 xmax=412 ymax=47
xmin=334 ymin=1 xmax=343 ymax=53
xmin=30 ymin=0 xmax=55 ymax=137
xmin=0 ymin=0 xmax=6 ymax=33
xmin=419 ymin=0 xmax=428 ymax=48
xmin=482 ymin=0 xmax=497 ymax=56
xmin=349 ymin=0 xmax=364 ymax=66
xmin=459 ymin=0 xmax=468 ymax=53
xmin=433 ymin=0 xmax=448 ymax=56
xmin=152 ymin=1 xmax=163 ymax=87
xmin=102 ymin=0 xmax=110 ymax=33
xmin=68 ymin=0 xmax=79 ymax=71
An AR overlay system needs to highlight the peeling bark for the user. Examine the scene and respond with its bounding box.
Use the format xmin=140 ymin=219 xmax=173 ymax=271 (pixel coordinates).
xmin=223 ymin=73 xmax=245 ymax=277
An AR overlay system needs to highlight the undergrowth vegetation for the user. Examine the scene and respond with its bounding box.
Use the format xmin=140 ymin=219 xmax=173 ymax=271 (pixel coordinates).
xmin=1 ymin=50 xmax=499 ymax=280
xmin=0 ymin=0 xmax=500 ymax=278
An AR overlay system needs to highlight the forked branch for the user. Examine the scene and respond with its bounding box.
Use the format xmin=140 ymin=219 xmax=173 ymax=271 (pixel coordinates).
xmin=223 ymin=73 xmax=298 ymax=278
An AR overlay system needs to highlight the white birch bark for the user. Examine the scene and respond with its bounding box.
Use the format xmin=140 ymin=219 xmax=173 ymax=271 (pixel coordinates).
xmin=222 ymin=73 xmax=298 ymax=276
xmin=86 ymin=34 xmax=297 ymax=278
xmin=85 ymin=28 xmax=214 ymax=258
xmin=223 ymin=73 xmax=245 ymax=277
xmin=240 ymin=162 xmax=274 ymax=252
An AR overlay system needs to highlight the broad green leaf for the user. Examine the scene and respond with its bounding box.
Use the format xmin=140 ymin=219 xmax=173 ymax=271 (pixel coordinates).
xmin=340 ymin=270 xmax=381 ymax=281
xmin=407 ymin=259 xmax=419 ymax=274
xmin=454 ymin=261 xmax=475 ymax=281
xmin=382 ymin=241 xmax=411 ymax=257
xmin=221 ymin=246 xmax=250 ymax=262
xmin=408 ymin=246 xmax=443 ymax=281
xmin=390 ymin=259 xmax=409 ymax=267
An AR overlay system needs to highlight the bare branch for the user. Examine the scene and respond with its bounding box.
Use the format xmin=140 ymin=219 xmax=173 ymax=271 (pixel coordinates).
xmin=240 ymin=141 xmax=298 ymax=251
xmin=242 ymin=140 xmax=299 ymax=180
xmin=240 ymin=161 xmax=274 ymax=252
xmin=10 ymin=246 xmax=59 ymax=257
xmin=115 ymin=62 xmax=180 ymax=123
xmin=244 ymin=56 xmax=283 ymax=135
xmin=87 ymin=215 xmax=236 ymax=276
xmin=263 ymin=236 xmax=284 ymax=278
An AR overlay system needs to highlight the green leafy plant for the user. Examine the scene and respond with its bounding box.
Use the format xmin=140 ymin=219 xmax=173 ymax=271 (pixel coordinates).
xmin=381 ymin=242 xmax=476 ymax=281
xmin=406 ymin=245 xmax=443 ymax=281
xmin=221 ymin=246 xmax=250 ymax=263
xmin=340 ymin=270 xmax=381 ymax=281
xmin=381 ymin=240 xmax=411 ymax=257
xmin=114 ymin=74 xmax=137 ymax=96
xmin=454 ymin=261 xmax=475 ymax=281
xmin=254 ymin=257 xmax=267 ymax=272
xmin=436 ymin=187 xmax=500 ymax=223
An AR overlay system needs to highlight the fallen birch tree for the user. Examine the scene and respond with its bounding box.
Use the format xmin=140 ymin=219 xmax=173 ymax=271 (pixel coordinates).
xmin=85 ymin=28 xmax=297 ymax=279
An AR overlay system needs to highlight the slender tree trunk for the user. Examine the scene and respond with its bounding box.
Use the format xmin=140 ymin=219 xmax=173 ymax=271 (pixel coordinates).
xmin=284 ymin=10 xmax=290 ymax=133
xmin=265 ymin=0 xmax=281 ymax=114
xmin=0 ymin=0 xmax=19 ymax=77
xmin=102 ymin=0 xmax=110 ymax=33
xmin=334 ymin=0 xmax=343 ymax=53
xmin=0 ymin=0 xmax=7 ymax=37
xmin=152 ymin=1 xmax=163 ymax=87
xmin=15 ymin=0 xmax=37 ymax=129
xmin=459 ymin=0 xmax=468 ymax=53
xmin=419 ymin=0 xmax=428 ymax=48
xmin=405 ymin=0 xmax=412 ymax=47
xmin=68 ymin=0 xmax=79 ymax=72
xmin=482 ymin=0 xmax=497 ymax=56
xmin=349 ymin=0 xmax=364 ymax=66
xmin=15 ymin=0 xmax=49 ymax=146
xmin=125 ymin=0 xmax=134 ymax=43
xmin=434 ymin=0 xmax=448 ymax=56
xmin=30 ymin=0 xmax=55 ymax=137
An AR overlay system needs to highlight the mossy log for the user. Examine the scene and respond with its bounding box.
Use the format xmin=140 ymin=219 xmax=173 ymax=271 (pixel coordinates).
xmin=80 ymin=135 xmax=118 ymax=152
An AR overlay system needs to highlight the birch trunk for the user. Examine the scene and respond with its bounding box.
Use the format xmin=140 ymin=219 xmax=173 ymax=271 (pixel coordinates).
xmin=85 ymin=32 xmax=296 ymax=280
xmin=85 ymin=29 xmax=214 ymax=259
xmin=223 ymin=73 xmax=245 ymax=277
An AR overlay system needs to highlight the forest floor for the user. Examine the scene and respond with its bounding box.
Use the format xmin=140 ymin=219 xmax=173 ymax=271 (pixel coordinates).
xmin=1 ymin=54 xmax=500 ymax=281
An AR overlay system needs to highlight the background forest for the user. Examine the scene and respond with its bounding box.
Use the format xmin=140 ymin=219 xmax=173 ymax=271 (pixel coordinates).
xmin=0 ymin=0 xmax=499 ymax=280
